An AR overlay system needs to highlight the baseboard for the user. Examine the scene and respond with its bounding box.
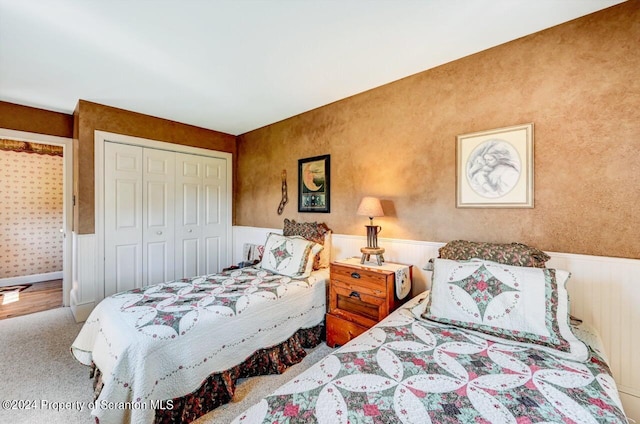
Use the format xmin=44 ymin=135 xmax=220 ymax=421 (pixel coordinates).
xmin=70 ymin=289 xmax=95 ymax=323
xmin=0 ymin=271 xmax=63 ymax=287
xmin=620 ymin=392 xmax=640 ymax=423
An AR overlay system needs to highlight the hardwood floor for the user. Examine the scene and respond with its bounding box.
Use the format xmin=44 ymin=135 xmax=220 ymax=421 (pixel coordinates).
xmin=0 ymin=279 xmax=62 ymax=320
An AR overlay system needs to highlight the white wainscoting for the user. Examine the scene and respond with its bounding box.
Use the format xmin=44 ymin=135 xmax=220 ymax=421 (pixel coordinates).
xmin=231 ymin=226 xmax=442 ymax=296
xmin=232 ymin=225 xmax=640 ymax=419
xmin=70 ymin=233 xmax=97 ymax=323
xmin=545 ymin=252 xmax=640 ymax=415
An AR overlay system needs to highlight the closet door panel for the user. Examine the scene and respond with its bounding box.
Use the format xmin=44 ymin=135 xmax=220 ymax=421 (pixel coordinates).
xmin=182 ymin=184 xmax=200 ymax=226
xmin=175 ymin=154 xmax=202 ymax=279
xmin=104 ymin=142 xmax=143 ymax=297
xmin=204 ymin=236 xmax=221 ymax=275
xmin=180 ymin=238 xmax=200 ymax=278
xmin=202 ymin=157 xmax=228 ymax=274
xmin=146 ymin=242 xmax=169 ymax=284
xmin=115 ymin=244 xmax=140 ymax=292
xmin=115 ymin=181 xmax=139 ymax=228
xmin=143 ymin=149 xmax=175 ymax=285
xmin=204 ymin=185 xmax=220 ymax=224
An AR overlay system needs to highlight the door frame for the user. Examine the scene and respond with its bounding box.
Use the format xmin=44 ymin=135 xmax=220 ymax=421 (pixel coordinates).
xmin=0 ymin=128 xmax=73 ymax=306
xmin=94 ymin=130 xmax=233 ymax=302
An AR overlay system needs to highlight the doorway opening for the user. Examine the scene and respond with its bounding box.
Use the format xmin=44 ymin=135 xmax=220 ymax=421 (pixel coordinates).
xmin=0 ymin=130 xmax=73 ymax=319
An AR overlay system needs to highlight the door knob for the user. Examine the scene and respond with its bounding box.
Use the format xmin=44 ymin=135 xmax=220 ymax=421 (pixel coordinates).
xmin=157 ymin=231 xmax=163 ymax=235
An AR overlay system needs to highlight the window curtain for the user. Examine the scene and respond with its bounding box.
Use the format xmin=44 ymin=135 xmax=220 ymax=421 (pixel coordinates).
xmin=0 ymin=138 xmax=63 ymax=157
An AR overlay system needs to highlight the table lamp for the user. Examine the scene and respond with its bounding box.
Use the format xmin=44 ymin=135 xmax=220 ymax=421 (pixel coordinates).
xmin=356 ymin=197 xmax=385 ymax=265
xmin=357 ymin=196 xmax=384 ymax=247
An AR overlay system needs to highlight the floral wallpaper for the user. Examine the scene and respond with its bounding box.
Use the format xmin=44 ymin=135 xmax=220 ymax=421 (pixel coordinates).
xmin=0 ymin=150 xmax=63 ymax=279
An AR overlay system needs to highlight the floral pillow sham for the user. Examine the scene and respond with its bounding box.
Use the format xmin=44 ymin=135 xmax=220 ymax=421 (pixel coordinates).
xmin=283 ymin=219 xmax=331 ymax=270
xmin=422 ymin=258 xmax=589 ymax=361
xmin=438 ymin=240 xmax=550 ymax=268
xmin=259 ymin=233 xmax=323 ymax=278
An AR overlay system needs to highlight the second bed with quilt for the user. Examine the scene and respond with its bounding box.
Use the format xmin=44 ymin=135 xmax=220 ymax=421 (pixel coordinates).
xmin=232 ymin=241 xmax=629 ymax=423
xmin=72 ymin=220 xmax=332 ymax=424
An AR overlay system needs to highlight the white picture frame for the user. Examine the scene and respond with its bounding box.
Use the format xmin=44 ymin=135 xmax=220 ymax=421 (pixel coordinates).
xmin=456 ymin=123 xmax=534 ymax=208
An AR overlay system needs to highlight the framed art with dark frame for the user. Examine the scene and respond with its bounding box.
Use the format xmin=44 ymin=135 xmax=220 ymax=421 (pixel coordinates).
xmin=298 ymin=154 xmax=330 ymax=213
xmin=456 ymin=123 xmax=534 ymax=208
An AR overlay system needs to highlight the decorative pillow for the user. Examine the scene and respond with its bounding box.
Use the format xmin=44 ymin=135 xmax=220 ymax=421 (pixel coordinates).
xmin=422 ymin=258 xmax=588 ymax=361
xmin=438 ymin=240 xmax=550 ymax=268
xmin=282 ymin=219 xmax=331 ymax=269
xmin=319 ymin=230 xmax=332 ymax=269
xmin=242 ymin=243 xmax=265 ymax=262
xmin=259 ymin=233 xmax=323 ymax=278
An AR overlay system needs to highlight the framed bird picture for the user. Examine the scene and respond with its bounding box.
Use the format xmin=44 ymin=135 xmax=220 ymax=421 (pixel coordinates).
xmin=298 ymin=154 xmax=330 ymax=213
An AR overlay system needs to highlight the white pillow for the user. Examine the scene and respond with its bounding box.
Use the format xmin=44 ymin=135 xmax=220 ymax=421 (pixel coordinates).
xmin=422 ymin=258 xmax=589 ymax=362
xmin=317 ymin=230 xmax=332 ymax=269
xmin=260 ymin=233 xmax=323 ymax=278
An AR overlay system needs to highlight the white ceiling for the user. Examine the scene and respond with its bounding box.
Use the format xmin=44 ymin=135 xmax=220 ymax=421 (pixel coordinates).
xmin=0 ymin=0 xmax=625 ymax=136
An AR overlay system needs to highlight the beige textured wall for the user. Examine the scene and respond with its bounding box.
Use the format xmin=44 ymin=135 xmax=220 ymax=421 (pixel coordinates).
xmin=0 ymin=101 xmax=74 ymax=139
xmin=236 ymin=1 xmax=640 ymax=259
xmin=0 ymin=150 xmax=63 ymax=278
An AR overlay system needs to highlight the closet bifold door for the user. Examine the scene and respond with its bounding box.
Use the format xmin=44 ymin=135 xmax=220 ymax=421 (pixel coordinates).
xmin=104 ymin=142 xmax=143 ymax=297
xmin=175 ymin=153 xmax=201 ymax=279
xmin=201 ymin=155 xmax=227 ymax=275
xmin=103 ymin=141 xmax=229 ymax=296
xmin=175 ymin=153 xmax=227 ymax=279
xmin=143 ymin=148 xmax=175 ymax=286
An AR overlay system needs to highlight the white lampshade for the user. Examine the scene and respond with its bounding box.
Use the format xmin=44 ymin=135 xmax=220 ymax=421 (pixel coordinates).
xmin=357 ymin=197 xmax=384 ymax=218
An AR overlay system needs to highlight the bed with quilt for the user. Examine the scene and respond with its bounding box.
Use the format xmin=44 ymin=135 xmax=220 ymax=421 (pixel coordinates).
xmin=71 ymin=220 xmax=332 ymax=424
xmin=233 ymin=241 xmax=629 ymax=423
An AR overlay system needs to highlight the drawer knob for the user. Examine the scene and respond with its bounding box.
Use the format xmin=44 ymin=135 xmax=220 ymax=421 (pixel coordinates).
xmin=350 ymin=272 xmax=361 ymax=279
xmin=349 ymin=291 xmax=361 ymax=299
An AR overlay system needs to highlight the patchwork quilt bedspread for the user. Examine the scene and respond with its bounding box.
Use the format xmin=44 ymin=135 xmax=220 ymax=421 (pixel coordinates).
xmin=71 ymin=266 xmax=328 ymax=424
xmin=234 ymin=294 xmax=627 ymax=424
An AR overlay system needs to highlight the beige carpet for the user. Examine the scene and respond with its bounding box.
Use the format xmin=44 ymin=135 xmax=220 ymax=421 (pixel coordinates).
xmin=0 ymin=307 xmax=334 ymax=424
xmin=0 ymin=307 xmax=91 ymax=424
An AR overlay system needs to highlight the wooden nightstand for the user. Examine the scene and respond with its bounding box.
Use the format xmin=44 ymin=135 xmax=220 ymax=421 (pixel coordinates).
xmin=326 ymin=260 xmax=413 ymax=347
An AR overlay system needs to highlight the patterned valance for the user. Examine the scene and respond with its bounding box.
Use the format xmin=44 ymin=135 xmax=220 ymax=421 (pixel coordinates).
xmin=0 ymin=138 xmax=63 ymax=157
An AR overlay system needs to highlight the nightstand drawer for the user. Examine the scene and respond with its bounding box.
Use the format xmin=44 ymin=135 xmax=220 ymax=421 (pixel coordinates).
xmin=330 ymin=283 xmax=386 ymax=327
xmin=330 ymin=263 xmax=392 ymax=291
xmin=326 ymin=313 xmax=368 ymax=347
xmin=331 ymin=278 xmax=385 ymax=298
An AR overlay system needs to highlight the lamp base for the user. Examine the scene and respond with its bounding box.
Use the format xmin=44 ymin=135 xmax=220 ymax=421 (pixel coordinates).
xmin=365 ymin=225 xmax=381 ymax=248
xmin=360 ymin=247 xmax=385 ymax=266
